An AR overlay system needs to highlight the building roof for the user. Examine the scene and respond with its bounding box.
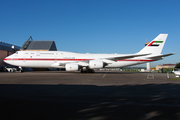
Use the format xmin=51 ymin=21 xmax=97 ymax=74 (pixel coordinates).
xmin=21 ymin=40 xmax=57 ymax=51
xmin=0 ymin=41 xmax=21 ymax=52
xmin=163 ymin=64 xmax=176 ymax=66
xmin=157 ymin=64 xmax=176 ymax=66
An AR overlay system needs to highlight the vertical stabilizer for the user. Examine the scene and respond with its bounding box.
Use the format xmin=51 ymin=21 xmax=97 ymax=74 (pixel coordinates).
xmin=138 ymin=34 xmax=168 ymax=55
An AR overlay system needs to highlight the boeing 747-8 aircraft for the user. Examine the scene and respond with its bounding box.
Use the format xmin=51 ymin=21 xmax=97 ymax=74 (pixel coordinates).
xmin=4 ymin=34 xmax=174 ymax=73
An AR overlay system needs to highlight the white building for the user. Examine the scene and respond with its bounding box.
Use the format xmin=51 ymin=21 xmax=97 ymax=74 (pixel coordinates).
xmin=156 ymin=64 xmax=176 ymax=70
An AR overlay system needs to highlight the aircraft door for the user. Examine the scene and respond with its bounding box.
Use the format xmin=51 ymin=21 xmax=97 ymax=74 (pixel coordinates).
xmin=23 ymin=56 xmax=26 ymax=62
xmin=36 ymin=51 xmax=40 ymax=56
xmin=54 ymin=53 xmax=57 ymax=63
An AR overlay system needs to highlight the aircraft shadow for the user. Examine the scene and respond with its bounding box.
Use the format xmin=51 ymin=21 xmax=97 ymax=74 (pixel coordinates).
xmin=0 ymin=83 xmax=180 ymax=120
xmin=25 ymin=70 xmax=141 ymax=75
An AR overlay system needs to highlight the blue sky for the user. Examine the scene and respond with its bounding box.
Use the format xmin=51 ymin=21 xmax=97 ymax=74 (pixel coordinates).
xmin=0 ymin=0 xmax=180 ymax=67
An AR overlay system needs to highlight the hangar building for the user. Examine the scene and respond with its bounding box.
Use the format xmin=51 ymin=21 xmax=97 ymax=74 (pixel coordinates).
xmin=156 ymin=64 xmax=176 ymax=70
xmin=21 ymin=36 xmax=57 ymax=51
xmin=0 ymin=41 xmax=21 ymax=69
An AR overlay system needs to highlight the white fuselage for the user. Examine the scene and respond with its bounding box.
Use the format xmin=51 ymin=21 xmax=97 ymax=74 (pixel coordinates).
xmin=4 ymin=34 xmax=174 ymax=72
xmin=4 ymin=51 xmax=155 ymax=69
xmin=173 ymin=71 xmax=180 ymax=76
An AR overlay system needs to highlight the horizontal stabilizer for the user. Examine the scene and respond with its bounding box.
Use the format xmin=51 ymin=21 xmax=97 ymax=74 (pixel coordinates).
xmin=147 ymin=53 xmax=175 ymax=59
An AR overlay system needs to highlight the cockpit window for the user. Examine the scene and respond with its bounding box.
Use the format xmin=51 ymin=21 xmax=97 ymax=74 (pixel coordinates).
xmin=15 ymin=52 xmax=18 ymax=54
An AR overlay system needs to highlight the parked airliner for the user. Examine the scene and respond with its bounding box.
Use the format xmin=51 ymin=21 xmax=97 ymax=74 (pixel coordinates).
xmin=4 ymin=34 xmax=174 ymax=73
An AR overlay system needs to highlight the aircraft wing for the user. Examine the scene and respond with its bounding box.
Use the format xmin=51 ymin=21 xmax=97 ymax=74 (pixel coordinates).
xmin=104 ymin=53 xmax=151 ymax=61
xmin=76 ymin=53 xmax=151 ymax=66
xmin=146 ymin=53 xmax=175 ymax=59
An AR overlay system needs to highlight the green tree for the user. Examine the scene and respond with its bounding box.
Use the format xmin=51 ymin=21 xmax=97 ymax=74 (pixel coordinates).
xmin=175 ymin=62 xmax=180 ymax=68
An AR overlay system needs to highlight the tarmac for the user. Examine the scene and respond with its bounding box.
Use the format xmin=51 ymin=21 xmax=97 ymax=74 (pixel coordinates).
xmin=0 ymin=71 xmax=180 ymax=120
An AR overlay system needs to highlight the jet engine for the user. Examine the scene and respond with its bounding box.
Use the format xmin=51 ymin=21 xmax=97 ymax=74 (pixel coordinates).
xmin=65 ymin=64 xmax=79 ymax=71
xmin=89 ymin=60 xmax=104 ymax=69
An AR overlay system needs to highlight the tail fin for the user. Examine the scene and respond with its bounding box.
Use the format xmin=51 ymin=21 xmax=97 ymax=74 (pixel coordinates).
xmin=138 ymin=34 xmax=168 ymax=55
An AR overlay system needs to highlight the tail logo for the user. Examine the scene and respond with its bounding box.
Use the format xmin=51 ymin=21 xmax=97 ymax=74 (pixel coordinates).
xmin=148 ymin=41 xmax=163 ymax=47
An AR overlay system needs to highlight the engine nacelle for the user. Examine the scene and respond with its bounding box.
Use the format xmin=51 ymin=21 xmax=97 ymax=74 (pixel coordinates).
xmin=89 ymin=60 xmax=104 ymax=69
xmin=65 ymin=64 xmax=79 ymax=71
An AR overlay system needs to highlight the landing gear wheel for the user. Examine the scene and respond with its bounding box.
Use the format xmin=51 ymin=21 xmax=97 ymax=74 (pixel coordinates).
xmin=19 ymin=67 xmax=23 ymax=73
xmin=87 ymin=69 xmax=95 ymax=73
xmin=81 ymin=69 xmax=86 ymax=73
xmin=80 ymin=68 xmax=95 ymax=73
xmin=91 ymin=69 xmax=95 ymax=73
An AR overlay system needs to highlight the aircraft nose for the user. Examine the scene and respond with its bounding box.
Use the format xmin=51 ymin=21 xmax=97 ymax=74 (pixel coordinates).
xmin=3 ymin=56 xmax=11 ymax=64
xmin=4 ymin=57 xmax=7 ymax=62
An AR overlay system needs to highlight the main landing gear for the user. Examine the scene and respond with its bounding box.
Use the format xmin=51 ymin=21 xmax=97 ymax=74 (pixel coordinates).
xmin=80 ymin=69 xmax=95 ymax=73
xmin=18 ymin=67 xmax=23 ymax=73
